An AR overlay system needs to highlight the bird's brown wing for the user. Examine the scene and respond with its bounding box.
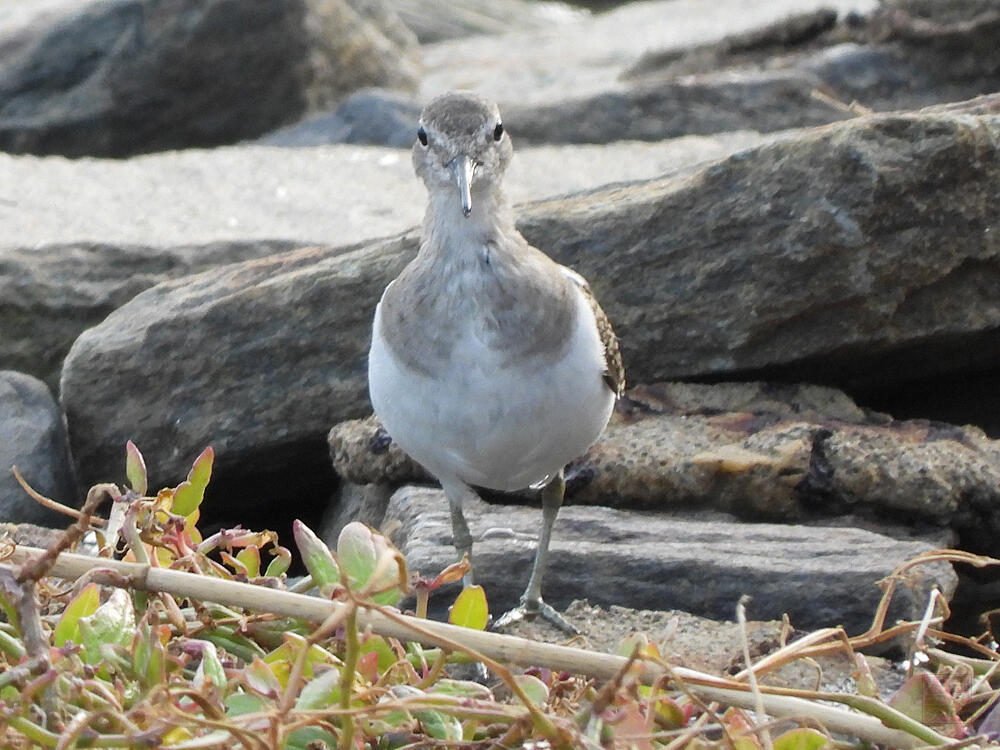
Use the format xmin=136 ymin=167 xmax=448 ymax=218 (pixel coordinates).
xmin=561 ymin=267 xmax=625 ymax=398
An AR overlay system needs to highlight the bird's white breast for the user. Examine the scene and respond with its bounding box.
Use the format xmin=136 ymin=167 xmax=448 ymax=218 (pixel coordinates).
xmin=368 ymin=281 xmax=614 ymax=491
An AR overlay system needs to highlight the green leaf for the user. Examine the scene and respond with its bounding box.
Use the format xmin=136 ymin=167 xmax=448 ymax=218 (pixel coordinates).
xmin=284 ymin=726 xmax=339 ymax=750
xmin=337 ymin=522 xmax=403 ymax=604
xmin=293 ymin=520 xmax=340 ymax=595
xmin=429 ymin=678 xmax=493 ymax=701
xmin=772 ymin=728 xmax=830 ymax=750
xmin=125 ymin=440 xmax=147 ymax=496
xmin=172 ymin=446 xmax=214 ymax=516
xmin=414 ymin=709 xmax=463 ymax=741
xmin=133 ymin=619 xmax=166 ymax=688
xmin=202 ymin=627 xmax=267 ymax=664
xmin=79 ymin=589 xmax=134 ymax=666
xmin=193 ymin=640 xmax=228 ymax=691
xmin=236 ymin=545 xmax=261 ymax=578
xmin=294 ymin=666 xmax=342 ymax=710
xmin=225 ymin=692 xmax=266 ymax=717
xmin=513 ymin=674 xmax=549 ymax=706
xmin=54 ymin=583 xmax=100 ymax=647
xmin=448 ymin=585 xmax=488 ymax=630
xmin=264 ymin=546 xmax=291 ymax=578
xmin=0 ymin=628 xmax=26 ymax=660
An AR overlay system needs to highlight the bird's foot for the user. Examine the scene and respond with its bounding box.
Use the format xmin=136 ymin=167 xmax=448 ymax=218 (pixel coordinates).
xmin=492 ymin=598 xmax=579 ymax=635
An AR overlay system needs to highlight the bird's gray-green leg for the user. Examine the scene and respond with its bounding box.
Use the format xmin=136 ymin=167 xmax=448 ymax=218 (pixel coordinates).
xmin=443 ymin=480 xmax=476 ymax=586
xmin=494 ymin=471 xmax=578 ymax=634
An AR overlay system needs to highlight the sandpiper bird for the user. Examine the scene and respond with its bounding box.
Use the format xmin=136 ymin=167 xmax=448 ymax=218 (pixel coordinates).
xmin=368 ymin=91 xmax=624 ymax=630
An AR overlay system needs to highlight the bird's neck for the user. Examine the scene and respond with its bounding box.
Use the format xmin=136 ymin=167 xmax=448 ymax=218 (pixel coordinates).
xmin=421 ymin=183 xmax=518 ymax=261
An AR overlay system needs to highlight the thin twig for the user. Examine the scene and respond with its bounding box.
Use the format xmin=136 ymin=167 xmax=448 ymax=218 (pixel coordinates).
xmin=738 ymin=596 xmax=773 ymax=750
xmin=11 ymin=466 xmax=107 ymax=528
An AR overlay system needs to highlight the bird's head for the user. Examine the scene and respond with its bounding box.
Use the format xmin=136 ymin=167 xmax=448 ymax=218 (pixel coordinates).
xmin=412 ymin=91 xmax=512 ymax=218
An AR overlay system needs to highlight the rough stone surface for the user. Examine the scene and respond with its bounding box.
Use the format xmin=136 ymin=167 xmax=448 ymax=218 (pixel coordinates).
xmin=0 ymin=0 xmax=420 ymax=157
xmin=504 ymin=600 xmax=905 ymax=696
xmin=0 ymin=371 xmax=76 ymax=525
xmin=0 ymin=132 xmax=762 ymax=247
xmin=392 ymin=0 xmax=582 ymax=44
xmin=382 ymin=485 xmax=957 ymax=635
xmin=625 ymin=3 xmax=1000 ymax=119
xmin=0 ymin=241 xmax=297 ymax=389
xmin=3 ymin=133 xmax=762 ymax=387
xmin=416 ymin=0 xmax=878 ymax=107
xmin=60 ymin=105 xmax=1000 ymax=501
xmin=260 ymin=89 xmax=423 ymax=148
xmin=330 ymin=381 xmax=1000 ymax=548
xmin=502 ymin=70 xmax=853 ymax=145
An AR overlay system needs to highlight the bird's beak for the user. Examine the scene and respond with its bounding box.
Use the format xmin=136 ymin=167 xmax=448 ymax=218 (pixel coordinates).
xmin=449 ymin=154 xmax=475 ymax=217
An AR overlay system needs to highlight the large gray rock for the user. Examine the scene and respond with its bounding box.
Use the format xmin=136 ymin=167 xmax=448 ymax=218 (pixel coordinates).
xmin=0 ymin=0 xmax=419 ymax=157
xmin=0 ymin=371 xmax=76 ymax=525
xmin=3 ymin=133 xmax=766 ymax=387
xmin=626 ymin=3 xmax=1000 ymax=120
xmin=0 ymin=241 xmax=297 ymax=389
xmin=60 ymin=104 xmax=1000 ymax=501
xmin=391 ymin=0 xmax=582 ymax=44
xmin=381 ymin=485 xmax=957 ymax=635
xmin=416 ymin=0 xmax=878 ymax=107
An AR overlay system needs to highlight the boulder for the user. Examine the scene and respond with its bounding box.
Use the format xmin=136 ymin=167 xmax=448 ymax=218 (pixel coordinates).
xmin=1 ymin=132 xmax=761 ymax=388
xmin=60 ymin=103 xmax=1000 ymax=510
xmin=381 ymin=485 xmax=957 ymax=635
xmin=0 ymin=240 xmax=297 ymax=389
xmin=416 ymin=0 xmax=878 ymax=108
xmin=390 ymin=0 xmax=582 ymax=44
xmin=626 ymin=3 xmax=1000 ymax=118
xmin=0 ymin=371 xmax=76 ymax=525
xmin=0 ymin=0 xmax=419 ymax=157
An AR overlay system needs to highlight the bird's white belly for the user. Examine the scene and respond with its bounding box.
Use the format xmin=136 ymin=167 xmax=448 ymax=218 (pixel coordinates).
xmin=368 ymin=290 xmax=614 ymax=491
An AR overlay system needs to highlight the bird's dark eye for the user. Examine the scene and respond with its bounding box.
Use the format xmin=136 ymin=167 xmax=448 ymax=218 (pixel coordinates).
xmin=493 ymin=122 xmax=503 ymax=141
xmin=417 ymin=127 xmax=428 ymax=146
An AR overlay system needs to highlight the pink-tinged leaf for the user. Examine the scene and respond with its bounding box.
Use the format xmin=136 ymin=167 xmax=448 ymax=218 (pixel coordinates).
xmin=429 ymin=558 xmax=471 ymax=589
xmin=54 ymin=583 xmax=100 ymax=647
xmin=125 ymin=441 xmax=147 ymax=496
xmin=448 ymin=585 xmax=489 ymax=630
xmin=889 ymin=671 xmax=965 ymax=738
xmin=244 ymin=657 xmax=282 ymax=698
xmin=293 ymin=520 xmax=340 ymax=594
xmin=358 ymin=634 xmax=396 ymax=675
xmin=172 ymin=446 xmax=214 ymax=516
xmin=605 ymin=700 xmax=654 ymax=750
xmin=357 ymin=650 xmax=379 ymax=684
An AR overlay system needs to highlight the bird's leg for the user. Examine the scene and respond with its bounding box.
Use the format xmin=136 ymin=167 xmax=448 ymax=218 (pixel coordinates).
xmin=493 ymin=471 xmax=578 ymax=634
xmin=443 ymin=481 xmax=475 ymax=586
